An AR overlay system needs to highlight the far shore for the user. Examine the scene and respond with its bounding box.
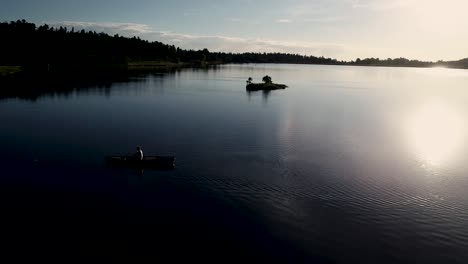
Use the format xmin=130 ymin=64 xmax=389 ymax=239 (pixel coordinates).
xmin=0 ymin=61 xmax=465 ymax=80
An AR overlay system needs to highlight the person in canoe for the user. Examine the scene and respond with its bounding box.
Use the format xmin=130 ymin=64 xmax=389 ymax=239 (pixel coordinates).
xmin=135 ymin=146 xmax=144 ymax=161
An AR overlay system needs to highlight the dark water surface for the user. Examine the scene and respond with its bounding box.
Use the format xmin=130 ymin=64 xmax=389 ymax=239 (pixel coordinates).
xmin=1 ymin=64 xmax=468 ymax=263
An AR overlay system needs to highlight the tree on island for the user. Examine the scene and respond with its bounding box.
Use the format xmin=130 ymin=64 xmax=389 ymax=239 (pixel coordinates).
xmin=262 ymin=75 xmax=272 ymax=84
xmin=246 ymin=77 xmax=252 ymax=84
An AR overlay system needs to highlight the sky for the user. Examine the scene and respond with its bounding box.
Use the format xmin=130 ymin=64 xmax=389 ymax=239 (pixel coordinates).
xmin=1 ymin=0 xmax=468 ymax=61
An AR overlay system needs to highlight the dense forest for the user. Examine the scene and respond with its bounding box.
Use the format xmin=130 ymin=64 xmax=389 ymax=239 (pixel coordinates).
xmin=1 ymin=19 xmax=468 ymax=74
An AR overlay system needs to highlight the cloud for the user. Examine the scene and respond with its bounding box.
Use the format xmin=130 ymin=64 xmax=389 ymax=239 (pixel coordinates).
xmin=303 ymin=16 xmax=345 ymax=23
xmin=146 ymin=30 xmax=347 ymax=57
xmin=49 ymin=21 xmax=363 ymax=59
xmin=276 ymin=19 xmax=292 ymax=23
xmin=226 ymin=18 xmax=242 ymax=22
xmin=346 ymin=0 xmax=410 ymax=10
xmin=51 ymin=21 xmax=152 ymax=34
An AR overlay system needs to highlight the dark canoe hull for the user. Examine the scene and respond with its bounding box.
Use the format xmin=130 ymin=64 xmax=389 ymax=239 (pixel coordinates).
xmin=106 ymin=156 xmax=175 ymax=169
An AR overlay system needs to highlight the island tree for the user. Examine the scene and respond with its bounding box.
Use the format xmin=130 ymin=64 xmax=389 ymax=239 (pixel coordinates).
xmin=262 ymin=75 xmax=272 ymax=84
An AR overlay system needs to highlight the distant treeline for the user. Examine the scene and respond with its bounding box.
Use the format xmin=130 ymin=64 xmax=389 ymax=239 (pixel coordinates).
xmin=1 ymin=19 xmax=468 ymax=72
xmin=0 ymin=19 xmax=204 ymax=72
xmin=350 ymin=57 xmax=468 ymax=68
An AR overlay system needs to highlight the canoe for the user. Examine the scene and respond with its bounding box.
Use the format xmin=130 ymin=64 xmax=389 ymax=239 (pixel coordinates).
xmin=106 ymin=155 xmax=175 ymax=169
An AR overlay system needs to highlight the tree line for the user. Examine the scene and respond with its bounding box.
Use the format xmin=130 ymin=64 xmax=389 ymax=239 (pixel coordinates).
xmin=1 ymin=19 xmax=468 ymax=72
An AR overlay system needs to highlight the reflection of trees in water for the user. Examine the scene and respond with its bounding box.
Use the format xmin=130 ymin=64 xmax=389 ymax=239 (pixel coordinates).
xmin=0 ymin=71 xmax=173 ymax=101
xmin=0 ymin=66 xmax=222 ymax=101
xmin=246 ymin=90 xmax=272 ymax=104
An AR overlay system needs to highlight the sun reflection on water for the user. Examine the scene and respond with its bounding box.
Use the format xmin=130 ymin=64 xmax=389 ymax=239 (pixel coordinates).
xmin=405 ymin=101 xmax=465 ymax=167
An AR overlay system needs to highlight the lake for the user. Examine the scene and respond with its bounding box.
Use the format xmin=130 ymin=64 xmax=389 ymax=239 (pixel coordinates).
xmin=1 ymin=64 xmax=468 ymax=263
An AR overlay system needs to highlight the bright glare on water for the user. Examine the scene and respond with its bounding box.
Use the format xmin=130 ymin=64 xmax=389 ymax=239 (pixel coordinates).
xmin=405 ymin=100 xmax=466 ymax=167
xmin=1 ymin=64 xmax=468 ymax=263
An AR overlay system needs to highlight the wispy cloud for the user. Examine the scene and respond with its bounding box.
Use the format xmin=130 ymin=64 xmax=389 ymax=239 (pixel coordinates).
xmin=49 ymin=21 xmax=369 ymax=59
xmin=149 ymin=30 xmax=346 ymax=57
xmin=303 ymin=16 xmax=345 ymax=23
xmin=51 ymin=21 xmax=152 ymax=34
xmin=276 ymin=19 xmax=292 ymax=23
xmin=346 ymin=0 xmax=410 ymax=10
xmin=226 ymin=18 xmax=242 ymax=22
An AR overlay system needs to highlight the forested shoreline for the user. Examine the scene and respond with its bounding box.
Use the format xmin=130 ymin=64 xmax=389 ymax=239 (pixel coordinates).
xmin=2 ymin=19 xmax=468 ymax=76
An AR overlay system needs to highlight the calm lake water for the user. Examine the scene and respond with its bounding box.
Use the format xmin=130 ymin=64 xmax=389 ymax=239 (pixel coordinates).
xmin=1 ymin=64 xmax=468 ymax=263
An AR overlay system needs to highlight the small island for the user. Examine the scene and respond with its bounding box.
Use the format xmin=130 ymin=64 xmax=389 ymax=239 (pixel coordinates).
xmin=246 ymin=75 xmax=288 ymax=91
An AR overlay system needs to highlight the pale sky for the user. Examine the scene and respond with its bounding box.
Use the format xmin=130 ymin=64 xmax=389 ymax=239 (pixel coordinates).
xmin=1 ymin=0 xmax=468 ymax=61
